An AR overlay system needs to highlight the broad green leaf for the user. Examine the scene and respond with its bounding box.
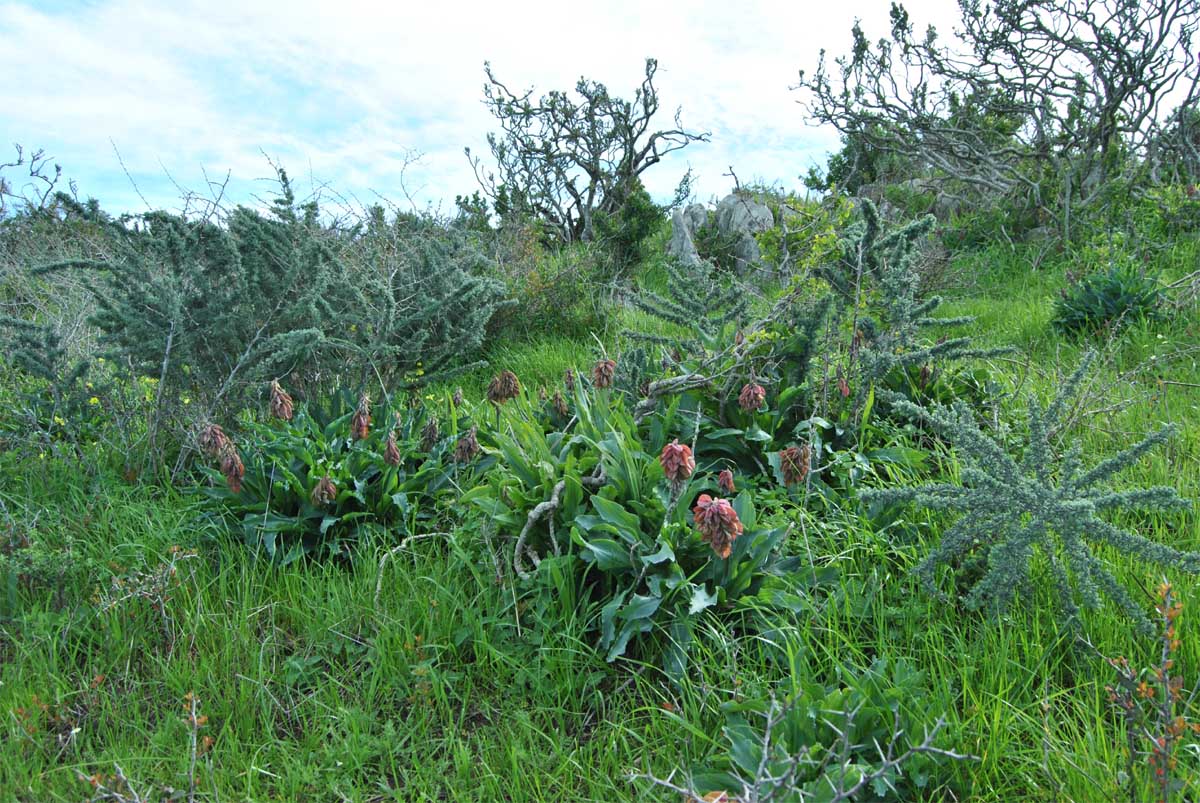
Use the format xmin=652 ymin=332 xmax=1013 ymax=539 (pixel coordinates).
xmin=578 ymin=537 xmax=634 ymax=570
xmin=606 ymin=618 xmax=652 ymax=662
xmin=640 ymin=538 xmax=676 ymax=566
xmin=688 ymin=584 xmax=719 ymax=614
xmin=619 ymin=593 xmax=662 ymax=621
xmin=591 ymin=496 xmax=643 ymax=541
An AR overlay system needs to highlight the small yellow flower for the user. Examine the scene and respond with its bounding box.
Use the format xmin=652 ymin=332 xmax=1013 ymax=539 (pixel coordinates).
xmin=88 ymin=396 xmax=100 ymax=405
xmin=53 ymin=415 xmax=66 ymax=426
xmin=182 ymin=396 xmax=191 ymax=405
xmin=86 ymin=382 xmax=94 ymax=390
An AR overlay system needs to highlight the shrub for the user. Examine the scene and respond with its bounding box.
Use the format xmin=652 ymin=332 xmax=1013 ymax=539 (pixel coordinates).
xmin=673 ymin=658 xmax=968 ymax=801
xmin=592 ymin=177 xmax=664 ymax=274
xmin=694 ymin=213 xmax=742 ymax=274
xmin=1090 ymin=580 xmax=1200 ymax=802
xmin=862 ymin=354 xmax=1196 ymax=630
xmin=28 ymin=174 xmax=507 ymax=453
xmin=462 ymin=384 xmax=807 ymax=679
xmin=198 ymin=386 xmax=486 ymax=563
xmin=756 ymin=192 xmax=855 ymax=276
xmin=484 ymin=241 xmax=609 ymax=339
xmin=1052 ymin=264 xmax=1164 ymax=335
xmin=629 ymin=254 xmax=751 ymax=357
xmin=621 ymin=200 xmax=1003 ymax=496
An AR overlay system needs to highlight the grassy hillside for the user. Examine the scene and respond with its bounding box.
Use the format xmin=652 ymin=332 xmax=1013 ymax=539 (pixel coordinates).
xmin=2 ymin=229 xmax=1199 ymax=801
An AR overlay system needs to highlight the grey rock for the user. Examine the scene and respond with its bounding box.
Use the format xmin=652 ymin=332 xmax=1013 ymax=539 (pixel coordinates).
xmin=856 ymin=182 xmax=887 ymax=202
xmin=715 ymin=194 xmax=774 ymax=273
xmin=666 ymin=203 xmax=706 ymax=266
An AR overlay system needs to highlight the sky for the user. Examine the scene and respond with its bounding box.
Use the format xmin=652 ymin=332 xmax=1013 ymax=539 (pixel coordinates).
xmin=1 ymin=0 xmax=959 ymax=218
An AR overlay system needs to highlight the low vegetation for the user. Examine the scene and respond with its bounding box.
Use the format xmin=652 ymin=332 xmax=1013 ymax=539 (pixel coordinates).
xmin=2 ymin=3 xmax=1200 ymax=799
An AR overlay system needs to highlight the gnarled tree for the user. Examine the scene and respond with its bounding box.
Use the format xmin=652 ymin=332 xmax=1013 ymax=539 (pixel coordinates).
xmin=798 ymin=0 xmax=1200 ymax=237
xmin=467 ymin=58 xmax=708 ymax=243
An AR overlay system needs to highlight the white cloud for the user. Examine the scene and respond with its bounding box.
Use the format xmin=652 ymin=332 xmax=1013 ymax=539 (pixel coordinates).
xmin=0 ymin=0 xmax=960 ymax=214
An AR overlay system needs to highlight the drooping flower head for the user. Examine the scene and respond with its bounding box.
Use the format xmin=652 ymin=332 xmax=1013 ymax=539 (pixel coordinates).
xmin=269 ymin=380 xmax=294 ymax=422
xmin=718 ymin=469 xmax=736 ymax=495
xmin=420 ymin=416 xmax=440 ymax=453
xmin=918 ymin=363 xmax=933 ymax=388
xmin=780 ymin=444 xmax=811 ymax=486
xmin=552 ymin=390 xmax=569 ymax=418
xmin=452 ymin=387 xmax=464 ymax=407
xmin=197 ymin=423 xmax=229 ymax=459
xmin=592 ymin=359 xmax=616 ymax=389
xmin=659 ymin=439 xmax=695 ymax=485
xmin=383 ymin=431 xmax=402 ymax=466
xmin=219 ymin=442 xmax=244 ymax=494
xmin=487 ymin=370 xmax=520 ymax=405
xmin=454 ymin=426 xmax=480 ymax=464
xmin=738 ymin=383 xmax=766 ymax=412
xmin=351 ymin=393 xmax=371 ymax=440
xmin=564 ymin=368 xmax=576 ymax=391
xmin=311 ymin=475 xmax=337 ymax=506
xmin=693 ymin=494 xmax=743 ymax=559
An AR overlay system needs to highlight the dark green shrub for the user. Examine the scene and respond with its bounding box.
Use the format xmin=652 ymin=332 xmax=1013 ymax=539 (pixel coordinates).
xmin=33 ymin=175 xmax=507 ymax=425
xmin=693 ymin=215 xmax=741 ymax=274
xmin=462 ymin=385 xmax=808 ymax=679
xmin=199 ymin=387 xmax=486 ymax=563
xmin=593 ymin=178 xmax=664 ymax=273
xmin=1052 ymin=264 xmax=1163 ymax=335
xmin=683 ymin=659 xmax=963 ymax=802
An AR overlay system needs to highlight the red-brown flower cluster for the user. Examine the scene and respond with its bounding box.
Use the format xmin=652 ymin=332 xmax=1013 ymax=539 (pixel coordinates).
xmin=659 ymin=439 xmax=695 ymax=485
xmin=718 ymin=469 xmax=736 ymax=495
xmin=780 ymin=444 xmax=810 ymax=486
xmin=552 ymin=390 xmax=569 ymax=417
xmin=198 ymin=423 xmax=243 ymax=492
xmin=219 ymin=442 xmax=244 ymax=493
xmin=420 ymin=416 xmax=440 ymax=453
xmin=693 ymin=494 xmax=743 ymax=559
xmin=269 ymin=380 xmax=294 ymax=421
xmin=592 ymin=359 xmax=616 ymax=389
xmin=738 ymin=383 xmax=766 ymax=412
xmin=311 ymin=475 xmax=337 ymax=506
xmin=197 ymin=423 xmax=229 ymax=459
xmin=351 ymin=394 xmax=371 ymax=440
xmin=454 ymin=426 xmax=480 ymax=463
xmin=383 ymin=432 xmax=402 ymax=466
xmin=487 ymin=370 xmax=521 ymax=405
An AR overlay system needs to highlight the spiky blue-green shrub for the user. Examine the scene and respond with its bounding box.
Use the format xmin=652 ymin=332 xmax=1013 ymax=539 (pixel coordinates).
xmin=836 ymin=201 xmax=1010 ymax=391
xmin=864 ymin=354 xmax=1196 ymax=630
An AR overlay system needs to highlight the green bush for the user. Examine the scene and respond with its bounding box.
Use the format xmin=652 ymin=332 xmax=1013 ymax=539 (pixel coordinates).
xmin=593 ymin=178 xmax=664 ymax=273
xmin=199 ymin=387 xmax=486 ymax=563
xmin=31 ymin=174 xmax=507 ymax=425
xmin=862 ymin=354 xmax=1196 ymax=630
xmin=688 ymin=659 xmax=960 ymax=801
xmin=484 ymin=241 xmax=611 ymax=339
xmin=462 ymin=384 xmax=808 ymax=679
xmin=693 ymin=214 xmax=742 ymax=274
xmin=1052 ymin=264 xmax=1163 ymax=335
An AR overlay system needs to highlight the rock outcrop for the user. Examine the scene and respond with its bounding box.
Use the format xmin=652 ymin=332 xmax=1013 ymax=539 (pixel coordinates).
xmin=715 ymin=194 xmax=774 ymax=273
xmin=666 ymin=203 xmax=707 ymax=266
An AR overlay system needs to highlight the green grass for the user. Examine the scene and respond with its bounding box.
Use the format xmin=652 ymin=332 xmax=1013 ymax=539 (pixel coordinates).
xmin=3 ymin=240 xmax=1200 ymax=801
